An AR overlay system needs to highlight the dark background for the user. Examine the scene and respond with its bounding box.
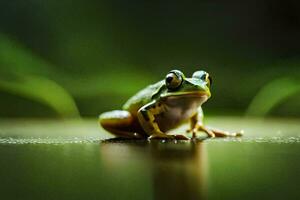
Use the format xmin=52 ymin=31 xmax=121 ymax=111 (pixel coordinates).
xmin=0 ymin=0 xmax=300 ymax=118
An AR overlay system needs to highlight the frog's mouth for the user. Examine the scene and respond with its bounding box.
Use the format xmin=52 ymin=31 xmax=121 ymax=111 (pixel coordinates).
xmin=162 ymin=91 xmax=210 ymax=106
xmin=161 ymin=91 xmax=210 ymax=99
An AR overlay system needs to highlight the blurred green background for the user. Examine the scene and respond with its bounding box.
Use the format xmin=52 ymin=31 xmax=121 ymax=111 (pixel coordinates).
xmin=1 ymin=0 xmax=300 ymax=118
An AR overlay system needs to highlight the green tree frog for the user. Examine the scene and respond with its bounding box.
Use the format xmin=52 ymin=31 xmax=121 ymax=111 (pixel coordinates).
xmin=99 ymin=70 xmax=242 ymax=140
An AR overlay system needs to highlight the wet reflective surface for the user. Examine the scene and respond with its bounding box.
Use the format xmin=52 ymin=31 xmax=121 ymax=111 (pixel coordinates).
xmin=0 ymin=118 xmax=299 ymax=200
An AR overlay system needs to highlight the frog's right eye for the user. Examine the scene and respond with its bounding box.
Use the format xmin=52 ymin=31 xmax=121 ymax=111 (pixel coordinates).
xmin=165 ymin=70 xmax=183 ymax=90
xmin=192 ymin=70 xmax=207 ymax=80
xmin=193 ymin=70 xmax=212 ymax=87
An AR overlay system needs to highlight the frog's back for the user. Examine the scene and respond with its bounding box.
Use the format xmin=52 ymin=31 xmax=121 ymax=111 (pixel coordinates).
xmin=123 ymin=80 xmax=164 ymax=114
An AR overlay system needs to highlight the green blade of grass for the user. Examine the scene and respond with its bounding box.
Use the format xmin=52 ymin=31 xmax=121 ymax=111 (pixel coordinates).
xmin=246 ymin=77 xmax=300 ymax=117
xmin=0 ymin=75 xmax=80 ymax=118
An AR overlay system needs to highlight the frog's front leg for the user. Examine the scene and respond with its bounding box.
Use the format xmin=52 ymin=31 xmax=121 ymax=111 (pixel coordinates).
xmin=137 ymin=102 xmax=189 ymax=140
xmin=188 ymin=108 xmax=243 ymax=138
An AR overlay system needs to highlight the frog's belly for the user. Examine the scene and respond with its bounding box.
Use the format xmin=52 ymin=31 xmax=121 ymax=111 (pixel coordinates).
xmin=155 ymin=103 xmax=200 ymax=132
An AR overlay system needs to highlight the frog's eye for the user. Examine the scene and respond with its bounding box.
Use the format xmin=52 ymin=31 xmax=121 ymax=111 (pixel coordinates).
xmin=208 ymin=75 xmax=212 ymax=87
xmin=165 ymin=70 xmax=184 ymax=90
xmin=192 ymin=70 xmax=212 ymax=87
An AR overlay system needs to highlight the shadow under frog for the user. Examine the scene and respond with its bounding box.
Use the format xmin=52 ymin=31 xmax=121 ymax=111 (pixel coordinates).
xmin=99 ymin=139 xmax=208 ymax=200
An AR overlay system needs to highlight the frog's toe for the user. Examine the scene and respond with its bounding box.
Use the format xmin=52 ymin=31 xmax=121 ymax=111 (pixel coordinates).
xmin=148 ymin=134 xmax=175 ymax=140
xmin=224 ymin=130 xmax=244 ymax=137
xmin=207 ymin=131 xmax=216 ymax=138
xmin=235 ymin=130 xmax=244 ymax=137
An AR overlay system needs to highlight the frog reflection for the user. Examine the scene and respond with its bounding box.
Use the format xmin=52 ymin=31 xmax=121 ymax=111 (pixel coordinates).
xmin=100 ymin=140 xmax=207 ymax=200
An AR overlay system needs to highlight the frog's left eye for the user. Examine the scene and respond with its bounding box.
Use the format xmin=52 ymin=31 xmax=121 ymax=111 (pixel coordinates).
xmin=193 ymin=70 xmax=212 ymax=87
xmin=165 ymin=70 xmax=184 ymax=90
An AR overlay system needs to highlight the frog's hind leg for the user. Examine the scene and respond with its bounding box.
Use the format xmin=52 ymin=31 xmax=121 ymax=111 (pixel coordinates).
xmin=99 ymin=110 xmax=145 ymax=139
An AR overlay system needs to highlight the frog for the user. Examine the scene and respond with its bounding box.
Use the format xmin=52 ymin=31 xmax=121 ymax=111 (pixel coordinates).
xmin=99 ymin=69 xmax=242 ymax=140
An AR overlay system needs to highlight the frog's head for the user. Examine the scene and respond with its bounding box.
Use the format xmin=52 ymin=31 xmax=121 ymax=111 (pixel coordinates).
xmin=160 ymin=69 xmax=212 ymax=104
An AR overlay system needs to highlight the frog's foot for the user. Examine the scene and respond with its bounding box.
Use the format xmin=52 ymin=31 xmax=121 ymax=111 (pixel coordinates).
xmin=148 ymin=133 xmax=189 ymax=140
xmin=148 ymin=133 xmax=175 ymax=140
xmin=190 ymin=124 xmax=243 ymax=138
xmin=187 ymin=126 xmax=215 ymax=138
xmin=173 ymin=134 xmax=190 ymax=140
xmin=99 ymin=110 xmax=145 ymax=139
xmin=210 ymin=128 xmax=244 ymax=137
xmin=196 ymin=125 xmax=215 ymax=138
